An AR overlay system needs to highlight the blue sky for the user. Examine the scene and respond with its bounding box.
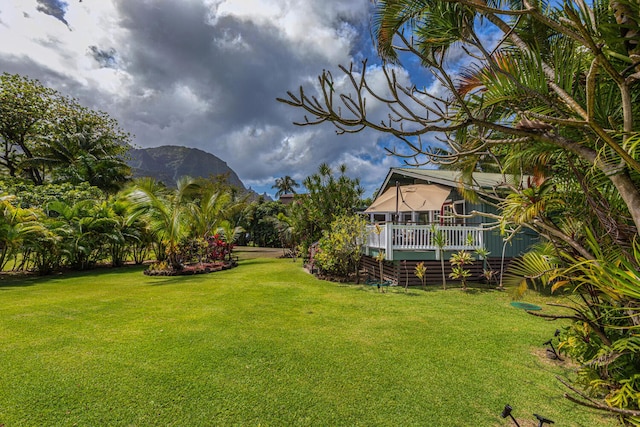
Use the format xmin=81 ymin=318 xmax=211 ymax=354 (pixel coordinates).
xmin=0 ymin=0 xmax=429 ymax=199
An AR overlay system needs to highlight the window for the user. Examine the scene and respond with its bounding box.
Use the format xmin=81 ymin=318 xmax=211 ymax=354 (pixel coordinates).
xmin=438 ymin=201 xmax=465 ymax=225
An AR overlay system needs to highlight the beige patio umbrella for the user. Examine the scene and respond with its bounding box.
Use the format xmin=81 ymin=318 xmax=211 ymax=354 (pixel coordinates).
xmin=364 ymin=184 xmax=451 ymax=213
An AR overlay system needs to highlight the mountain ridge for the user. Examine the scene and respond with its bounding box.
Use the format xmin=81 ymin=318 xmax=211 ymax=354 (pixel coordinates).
xmin=127 ymin=146 xmax=260 ymax=196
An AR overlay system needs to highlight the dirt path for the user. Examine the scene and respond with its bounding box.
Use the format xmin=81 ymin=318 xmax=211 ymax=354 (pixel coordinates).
xmin=234 ymin=246 xmax=285 ymax=260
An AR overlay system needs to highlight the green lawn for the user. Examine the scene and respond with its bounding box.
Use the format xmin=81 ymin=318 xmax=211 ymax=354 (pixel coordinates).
xmin=0 ymin=257 xmax=617 ymax=426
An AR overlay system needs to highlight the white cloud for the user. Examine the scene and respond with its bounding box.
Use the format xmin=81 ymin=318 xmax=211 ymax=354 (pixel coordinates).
xmin=0 ymin=0 xmax=411 ymax=198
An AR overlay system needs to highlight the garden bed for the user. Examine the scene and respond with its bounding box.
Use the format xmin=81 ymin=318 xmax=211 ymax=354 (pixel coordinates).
xmin=143 ymin=260 xmax=237 ymax=276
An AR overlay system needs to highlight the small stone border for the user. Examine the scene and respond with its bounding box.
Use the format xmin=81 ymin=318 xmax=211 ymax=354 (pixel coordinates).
xmin=143 ymin=260 xmax=238 ymax=276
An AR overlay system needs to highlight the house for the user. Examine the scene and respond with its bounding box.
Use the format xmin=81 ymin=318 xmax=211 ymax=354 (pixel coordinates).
xmin=361 ymin=168 xmax=539 ymax=285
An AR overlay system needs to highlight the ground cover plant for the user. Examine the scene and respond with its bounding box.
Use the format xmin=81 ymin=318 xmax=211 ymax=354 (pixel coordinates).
xmin=0 ymin=257 xmax=617 ymax=426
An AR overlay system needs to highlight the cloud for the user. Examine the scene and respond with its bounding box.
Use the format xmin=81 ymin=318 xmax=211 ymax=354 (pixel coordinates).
xmin=0 ymin=0 xmax=407 ymax=197
xmin=36 ymin=0 xmax=69 ymax=28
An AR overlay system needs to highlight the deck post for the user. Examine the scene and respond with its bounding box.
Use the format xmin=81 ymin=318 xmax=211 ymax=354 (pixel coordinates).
xmin=385 ymin=224 xmax=394 ymax=261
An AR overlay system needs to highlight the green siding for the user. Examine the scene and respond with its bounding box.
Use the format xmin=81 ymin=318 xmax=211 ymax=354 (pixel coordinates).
xmin=391 ymin=250 xmax=457 ymax=261
xmin=466 ymin=201 xmax=539 ymax=257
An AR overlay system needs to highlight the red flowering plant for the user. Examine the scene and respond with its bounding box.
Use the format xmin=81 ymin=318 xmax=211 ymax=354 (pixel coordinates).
xmin=206 ymin=233 xmax=233 ymax=261
xmin=177 ymin=238 xmax=208 ymax=264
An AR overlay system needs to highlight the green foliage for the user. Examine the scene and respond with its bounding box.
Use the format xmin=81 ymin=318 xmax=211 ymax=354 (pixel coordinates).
xmin=0 ymin=73 xmax=131 ymax=190
xmin=127 ymin=177 xmax=246 ymax=270
xmin=289 ymin=163 xmax=364 ymax=256
xmin=449 ymin=250 xmax=474 ymax=291
xmin=0 ymin=179 xmax=105 ymax=208
xmin=271 ymin=175 xmax=300 ymax=197
xmin=239 ymin=200 xmax=287 ymax=247
xmin=177 ymin=238 xmax=209 ymax=264
xmin=0 ymin=175 xmax=246 ymax=274
xmin=282 ymin=0 xmax=640 ymax=418
xmin=314 ymin=214 xmax=368 ymax=278
xmin=415 ymin=261 xmax=427 ymax=290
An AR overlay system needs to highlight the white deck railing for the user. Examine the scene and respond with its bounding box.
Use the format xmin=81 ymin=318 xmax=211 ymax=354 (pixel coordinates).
xmin=365 ymin=224 xmax=484 ymax=261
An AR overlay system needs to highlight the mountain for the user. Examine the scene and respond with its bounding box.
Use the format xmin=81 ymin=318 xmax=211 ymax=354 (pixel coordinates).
xmin=127 ymin=145 xmax=247 ymax=190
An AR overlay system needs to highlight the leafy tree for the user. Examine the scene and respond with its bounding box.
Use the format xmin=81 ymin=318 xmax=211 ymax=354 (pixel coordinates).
xmin=279 ymin=0 xmax=640 ymax=419
xmin=0 ymin=179 xmax=105 ymax=209
xmin=34 ymin=103 xmax=131 ymax=192
xmin=46 ymin=198 xmax=128 ymax=270
xmin=21 ymin=212 xmax=65 ymax=275
xmin=314 ymin=214 xmax=368 ymax=280
xmin=0 ymin=73 xmax=131 ymax=190
xmin=0 ymin=73 xmax=56 ymax=182
xmin=272 ymin=175 xmax=300 ymax=197
xmin=216 ymin=220 xmax=243 ymax=261
xmin=289 ymin=163 xmax=364 ymax=254
xmin=0 ymin=196 xmax=38 ymax=270
xmin=274 ymin=212 xmax=297 ymax=258
xmin=240 ymin=200 xmax=289 ymax=247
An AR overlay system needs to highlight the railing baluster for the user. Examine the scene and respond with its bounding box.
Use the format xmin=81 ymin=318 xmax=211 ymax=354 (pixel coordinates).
xmin=365 ymin=224 xmax=483 ymax=253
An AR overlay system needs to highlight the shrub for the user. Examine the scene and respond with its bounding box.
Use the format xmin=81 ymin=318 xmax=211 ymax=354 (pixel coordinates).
xmin=313 ymin=214 xmax=368 ymax=280
xmin=206 ymin=233 xmax=233 ymax=261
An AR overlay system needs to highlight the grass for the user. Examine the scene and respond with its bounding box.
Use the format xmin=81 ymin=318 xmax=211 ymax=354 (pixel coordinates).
xmin=0 ymin=257 xmax=617 ymax=426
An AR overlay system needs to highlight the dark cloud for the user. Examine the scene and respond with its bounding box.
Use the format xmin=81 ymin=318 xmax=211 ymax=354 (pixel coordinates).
xmin=36 ymin=0 xmax=69 ymax=27
xmin=88 ymin=46 xmax=117 ymax=68
xmin=0 ymin=0 xmax=402 ymax=197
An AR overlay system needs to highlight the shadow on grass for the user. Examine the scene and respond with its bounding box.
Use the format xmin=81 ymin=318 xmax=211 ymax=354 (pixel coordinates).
xmin=338 ymin=281 xmax=499 ymax=296
xmin=0 ymin=264 xmax=148 ymax=290
xmin=238 ymin=258 xmax=299 ymax=267
xmin=0 ymin=276 xmax=39 ymax=289
xmin=147 ymin=276 xmax=200 ymax=286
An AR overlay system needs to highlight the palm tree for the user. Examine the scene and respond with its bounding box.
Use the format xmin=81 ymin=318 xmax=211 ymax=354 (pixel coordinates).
xmin=46 ymin=199 xmax=121 ymax=270
xmin=127 ymin=177 xmax=200 ymax=270
xmin=188 ymin=182 xmax=246 ymax=239
xmin=272 ymin=176 xmax=300 ymax=197
xmin=216 ymin=220 xmax=244 ymax=261
xmin=430 ymin=225 xmax=447 ymax=290
xmin=0 ymin=196 xmax=39 ymax=271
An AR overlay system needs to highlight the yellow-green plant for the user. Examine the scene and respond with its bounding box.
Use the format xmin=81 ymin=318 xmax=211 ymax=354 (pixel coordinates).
xmin=449 ymin=250 xmax=474 ymax=291
xmin=431 ymin=224 xmax=447 ymax=290
xmin=374 ymin=250 xmax=386 ymax=287
xmin=415 ymin=261 xmax=427 ymax=290
xmin=475 ymin=247 xmax=497 ymax=287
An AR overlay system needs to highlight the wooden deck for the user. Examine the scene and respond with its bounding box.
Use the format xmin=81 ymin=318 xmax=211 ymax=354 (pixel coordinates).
xmin=365 ymin=224 xmax=485 ymax=261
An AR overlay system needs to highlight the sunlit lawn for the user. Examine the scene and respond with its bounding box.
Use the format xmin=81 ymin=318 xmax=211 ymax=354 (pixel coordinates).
xmin=0 ymin=256 xmax=617 ymax=426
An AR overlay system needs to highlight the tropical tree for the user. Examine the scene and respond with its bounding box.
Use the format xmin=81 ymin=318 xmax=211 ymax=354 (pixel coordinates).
xmin=187 ymin=181 xmax=246 ymax=240
xmin=0 ymin=73 xmax=56 ymax=183
xmin=21 ymin=213 xmax=66 ymax=274
xmin=0 ymin=196 xmax=39 ymax=270
xmin=0 ymin=73 xmax=131 ymax=190
xmin=34 ymin=103 xmax=131 ymax=192
xmin=272 ymin=175 xmax=300 ymax=197
xmin=273 ymin=212 xmax=297 ymax=258
xmin=289 ymin=163 xmax=364 ymax=254
xmin=430 ymin=224 xmax=448 ymax=290
xmin=314 ymin=214 xmax=369 ymax=280
xmin=0 ymin=180 xmax=105 ymax=209
xmin=449 ymin=250 xmax=474 ymax=291
xmin=127 ymin=177 xmax=200 ymax=270
xmin=216 ymin=220 xmax=244 ymax=261
xmin=279 ymin=0 xmax=640 ymax=419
